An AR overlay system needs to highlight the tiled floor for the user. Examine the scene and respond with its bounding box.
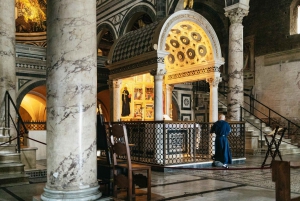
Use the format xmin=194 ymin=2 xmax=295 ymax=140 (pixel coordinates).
xmin=1 ymin=154 xmax=300 ymax=201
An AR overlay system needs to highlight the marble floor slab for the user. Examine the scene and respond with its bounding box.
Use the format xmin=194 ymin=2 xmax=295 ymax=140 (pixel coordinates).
xmin=0 ymin=154 xmax=300 ymax=201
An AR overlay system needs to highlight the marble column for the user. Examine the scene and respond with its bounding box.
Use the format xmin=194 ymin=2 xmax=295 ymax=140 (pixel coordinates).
xmin=0 ymin=1 xmax=16 ymax=136
xmin=42 ymin=0 xmax=101 ymax=200
xmin=225 ymin=5 xmax=249 ymax=121
xmin=108 ymin=79 xmax=122 ymax=122
xmin=151 ymin=69 xmax=166 ymax=121
xmin=165 ymin=84 xmax=174 ymax=118
xmin=206 ymin=77 xmax=222 ymax=123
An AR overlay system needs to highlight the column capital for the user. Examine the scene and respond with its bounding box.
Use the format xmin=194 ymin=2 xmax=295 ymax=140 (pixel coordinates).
xmin=206 ymin=77 xmax=222 ymax=87
xmin=165 ymin=84 xmax=174 ymax=91
xmin=150 ymin=69 xmax=167 ymax=77
xmin=225 ymin=7 xmax=249 ymax=24
xmin=108 ymin=79 xmax=122 ymax=89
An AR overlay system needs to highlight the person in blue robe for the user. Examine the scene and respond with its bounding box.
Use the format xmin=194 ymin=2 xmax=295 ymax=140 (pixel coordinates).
xmin=210 ymin=114 xmax=232 ymax=168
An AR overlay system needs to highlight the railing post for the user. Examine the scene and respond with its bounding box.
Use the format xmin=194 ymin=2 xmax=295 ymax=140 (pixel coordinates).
xmin=260 ymin=120 xmax=263 ymax=148
xmin=287 ymin=121 xmax=291 ymax=139
xmin=268 ymin=109 xmax=271 ymax=126
xmin=17 ymin=116 xmax=21 ymax=153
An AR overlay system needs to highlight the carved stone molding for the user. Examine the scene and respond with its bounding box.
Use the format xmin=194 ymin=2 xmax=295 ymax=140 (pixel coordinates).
xmin=206 ymin=77 xmax=222 ymax=87
xmin=225 ymin=7 xmax=249 ymax=24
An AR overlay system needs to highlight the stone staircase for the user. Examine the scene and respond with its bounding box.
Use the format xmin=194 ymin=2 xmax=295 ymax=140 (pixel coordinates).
xmin=195 ymin=91 xmax=300 ymax=156
xmin=243 ymin=112 xmax=300 ymax=155
xmin=0 ymin=127 xmax=29 ymax=187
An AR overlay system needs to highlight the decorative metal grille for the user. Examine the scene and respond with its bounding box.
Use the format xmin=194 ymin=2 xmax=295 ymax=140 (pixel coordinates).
xmin=103 ymin=121 xmax=245 ymax=166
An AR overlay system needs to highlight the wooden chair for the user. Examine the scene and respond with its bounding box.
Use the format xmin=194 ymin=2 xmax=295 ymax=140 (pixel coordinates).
xmin=109 ymin=123 xmax=151 ymax=201
xmin=96 ymin=114 xmax=113 ymax=195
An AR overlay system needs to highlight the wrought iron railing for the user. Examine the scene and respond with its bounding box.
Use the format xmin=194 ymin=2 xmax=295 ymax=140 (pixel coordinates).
xmin=4 ymin=91 xmax=28 ymax=153
xmin=218 ymin=89 xmax=300 ymax=146
xmin=104 ymin=121 xmax=245 ymax=166
xmin=244 ymin=94 xmax=300 ymax=140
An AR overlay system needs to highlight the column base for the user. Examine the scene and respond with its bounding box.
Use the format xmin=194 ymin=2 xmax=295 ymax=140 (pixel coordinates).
xmin=41 ymin=185 xmax=101 ymax=201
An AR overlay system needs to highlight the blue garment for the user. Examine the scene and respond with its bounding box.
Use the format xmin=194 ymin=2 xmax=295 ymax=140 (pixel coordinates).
xmin=211 ymin=120 xmax=232 ymax=164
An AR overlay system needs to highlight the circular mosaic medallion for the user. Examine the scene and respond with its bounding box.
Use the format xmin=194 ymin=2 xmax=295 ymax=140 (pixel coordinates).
xmin=170 ymin=39 xmax=180 ymax=48
xmin=187 ymin=48 xmax=195 ymax=59
xmin=177 ymin=51 xmax=185 ymax=62
xmin=180 ymin=36 xmax=190 ymax=45
xmin=191 ymin=32 xmax=201 ymax=42
xmin=168 ymin=54 xmax=175 ymax=64
xmin=180 ymin=24 xmax=192 ymax=30
xmin=184 ymin=98 xmax=190 ymax=106
xmin=198 ymin=45 xmax=207 ymax=56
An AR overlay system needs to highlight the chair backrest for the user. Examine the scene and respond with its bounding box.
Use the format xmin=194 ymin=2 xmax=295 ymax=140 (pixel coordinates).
xmin=109 ymin=123 xmax=132 ymax=171
xmin=97 ymin=114 xmax=111 ymax=165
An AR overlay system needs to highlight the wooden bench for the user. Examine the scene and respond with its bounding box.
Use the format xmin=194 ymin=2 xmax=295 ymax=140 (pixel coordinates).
xmin=272 ymin=160 xmax=300 ymax=201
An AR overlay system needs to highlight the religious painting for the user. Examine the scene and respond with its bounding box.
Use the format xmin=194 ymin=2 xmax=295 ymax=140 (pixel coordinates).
xmin=181 ymin=94 xmax=191 ymax=110
xmin=133 ymin=104 xmax=142 ymax=118
xmin=181 ymin=113 xmax=191 ymax=121
xmin=121 ymin=87 xmax=131 ymax=117
xmin=134 ymin=87 xmax=143 ymax=100
xmin=145 ymin=87 xmax=154 ymax=100
xmin=145 ymin=104 xmax=154 ymax=119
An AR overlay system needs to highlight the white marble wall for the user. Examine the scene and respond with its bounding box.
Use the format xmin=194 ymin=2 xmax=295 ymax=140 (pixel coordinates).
xmin=0 ymin=1 xmax=16 ymax=135
xmin=225 ymin=7 xmax=249 ymax=121
xmin=42 ymin=0 xmax=100 ymax=200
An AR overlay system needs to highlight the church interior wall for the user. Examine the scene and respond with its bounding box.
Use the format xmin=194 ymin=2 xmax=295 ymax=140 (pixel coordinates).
xmin=244 ymin=0 xmax=300 ymax=57
xmin=254 ymin=56 xmax=300 ymax=121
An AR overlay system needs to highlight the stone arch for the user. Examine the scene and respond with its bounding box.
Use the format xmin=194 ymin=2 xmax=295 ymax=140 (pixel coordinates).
xmin=155 ymin=10 xmax=223 ymax=64
xmin=17 ymin=80 xmax=46 ymax=109
xmin=97 ymin=22 xmax=117 ymax=56
xmin=290 ymin=0 xmax=300 ymax=35
xmin=119 ymin=4 xmax=156 ymax=36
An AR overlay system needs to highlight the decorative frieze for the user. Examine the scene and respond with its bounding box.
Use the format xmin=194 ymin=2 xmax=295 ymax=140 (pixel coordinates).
xmin=167 ymin=66 xmax=220 ymax=80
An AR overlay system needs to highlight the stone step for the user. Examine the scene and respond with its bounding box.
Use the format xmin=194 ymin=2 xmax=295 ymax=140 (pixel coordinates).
xmin=0 ymin=127 xmax=10 ymax=136
xmin=0 ymin=144 xmax=16 ymax=154
xmin=0 ymin=153 xmax=21 ymax=164
xmin=0 ymin=173 xmax=29 ymax=187
xmin=0 ymin=163 xmax=25 ymax=174
xmin=0 ymin=135 xmax=11 ymax=143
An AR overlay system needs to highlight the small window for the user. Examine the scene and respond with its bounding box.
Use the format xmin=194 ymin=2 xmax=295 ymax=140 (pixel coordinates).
xmin=290 ymin=0 xmax=300 ymax=35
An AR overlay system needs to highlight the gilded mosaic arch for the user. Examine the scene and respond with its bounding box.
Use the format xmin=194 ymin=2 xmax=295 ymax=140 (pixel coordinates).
xmin=156 ymin=10 xmax=222 ymax=61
